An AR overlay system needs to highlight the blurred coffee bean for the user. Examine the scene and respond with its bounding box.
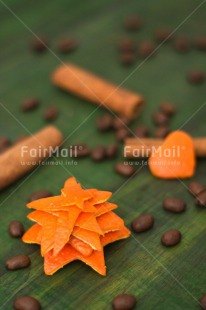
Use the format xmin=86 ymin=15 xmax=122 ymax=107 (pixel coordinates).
xmin=106 ymin=144 xmax=118 ymax=159
xmin=161 ymin=230 xmax=182 ymax=247
xmin=118 ymin=38 xmax=135 ymax=52
xmin=58 ymin=38 xmax=77 ymax=53
xmin=132 ymin=214 xmax=154 ymax=233
xmin=96 ymin=114 xmax=113 ymax=132
xmin=116 ymin=128 xmax=130 ymax=142
xmin=134 ymin=125 xmax=149 ymax=138
xmin=44 ymin=106 xmax=59 ymax=121
xmin=0 ymin=136 xmax=11 ymax=154
xmin=200 ymin=294 xmax=206 ymax=309
xmin=113 ymin=117 xmax=130 ymax=130
xmin=21 ymin=98 xmax=39 ymax=112
xmin=112 ymin=294 xmax=137 ymax=310
xmin=154 ymin=126 xmax=170 ymax=139
xmin=70 ymin=144 xmax=90 ymax=158
xmin=163 ymin=197 xmax=186 ymax=213
xmin=9 ymin=221 xmax=25 ymax=238
xmin=138 ymin=41 xmax=155 ymax=58
xmin=155 ymin=28 xmax=173 ymax=43
xmin=196 ymin=190 xmax=206 ymax=207
xmin=5 ymin=255 xmax=30 ymax=270
xmin=114 ymin=162 xmax=135 ymax=177
xmin=90 ymin=146 xmax=106 ymax=161
xmin=174 ymin=37 xmax=190 ymax=53
xmin=31 ymin=37 xmax=49 ymax=53
xmin=15 ymin=135 xmax=29 ymax=144
xmin=28 ymin=190 xmax=52 ymax=202
xmin=13 ymin=296 xmax=41 ymax=310
xmin=187 ymin=70 xmax=205 ymax=85
xmin=124 ymin=15 xmax=142 ymax=31
xmin=152 ymin=111 xmax=169 ymax=126
xmin=120 ymin=52 xmax=136 ymax=66
xmin=159 ymin=102 xmax=176 ymax=116
xmin=194 ymin=36 xmax=206 ymax=51
xmin=188 ymin=181 xmax=206 ymax=196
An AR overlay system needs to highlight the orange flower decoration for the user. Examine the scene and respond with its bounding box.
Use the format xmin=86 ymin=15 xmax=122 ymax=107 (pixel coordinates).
xmin=22 ymin=177 xmax=130 ymax=276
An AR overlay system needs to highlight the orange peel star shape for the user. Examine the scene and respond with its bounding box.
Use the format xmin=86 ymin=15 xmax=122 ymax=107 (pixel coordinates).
xmin=22 ymin=177 xmax=130 ymax=276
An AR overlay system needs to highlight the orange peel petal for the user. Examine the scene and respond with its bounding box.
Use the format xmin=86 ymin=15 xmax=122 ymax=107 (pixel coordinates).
xmin=44 ymin=245 xmax=106 ymax=276
xmin=97 ymin=211 xmax=124 ymax=233
xmin=101 ymin=227 xmax=131 ymax=247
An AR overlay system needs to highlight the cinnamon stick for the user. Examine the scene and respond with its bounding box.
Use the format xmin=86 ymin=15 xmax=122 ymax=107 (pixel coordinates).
xmin=52 ymin=63 xmax=145 ymax=119
xmin=0 ymin=126 xmax=63 ymax=190
xmin=124 ymin=137 xmax=206 ymax=158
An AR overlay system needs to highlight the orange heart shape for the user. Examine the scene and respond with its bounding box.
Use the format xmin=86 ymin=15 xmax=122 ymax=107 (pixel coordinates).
xmin=149 ymin=130 xmax=196 ymax=179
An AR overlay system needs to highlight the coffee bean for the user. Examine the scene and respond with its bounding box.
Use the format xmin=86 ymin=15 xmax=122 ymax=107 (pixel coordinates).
xmin=0 ymin=136 xmax=11 ymax=154
xmin=106 ymin=144 xmax=118 ymax=159
xmin=90 ymin=146 xmax=106 ymax=161
xmin=112 ymin=294 xmax=137 ymax=310
xmin=188 ymin=181 xmax=206 ymax=196
xmin=159 ymin=102 xmax=176 ymax=116
xmin=21 ymin=98 xmax=39 ymax=112
xmin=31 ymin=37 xmax=49 ymax=53
xmin=200 ymin=294 xmax=206 ymax=309
xmin=194 ymin=36 xmax=206 ymax=51
xmin=187 ymin=70 xmax=205 ymax=85
xmin=163 ymin=197 xmax=186 ymax=213
xmin=114 ymin=162 xmax=135 ymax=177
xmin=13 ymin=296 xmax=41 ymax=310
xmin=174 ymin=37 xmax=190 ymax=53
xmin=161 ymin=230 xmax=182 ymax=247
xmin=113 ymin=117 xmax=130 ymax=130
xmin=116 ymin=128 xmax=130 ymax=142
xmin=152 ymin=111 xmax=169 ymax=126
xmin=0 ymin=136 xmax=11 ymax=148
xmin=120 ymin=52 xmax=136 ymax=66
xmin=44 ymin=106 xmax=59 ymax=121
xmin=118 ymin=38 xmax=135 ymax=52
xmin=9 ymin=221 xmax=25 ymax=238
xmin=138 ymin=41 xmax=156 ymax=58
xmin=28 ymin=190 xmax=52 ymax=202
xmin=96 ymin=114 xmax=113 ymax=132
xmin=154 ymin=126 xmax=170 ymax=139
xmin=155 ymin=28 xmax=173 ymax=43
xmin=124 ymin=15 xmax=142 ymax=31
xmin=15 ymin=135 xmax=29 ymax=144
xmin=196 ymin=190 xmax=206 ymax=207
xmin=70 ymin=144 xmax=90 ymax=158
xmin=134 ymin=125 xmax=149 ymax=138
xmin=58 ymin=38 xmax=77 ymax=53
xmin=5 ymin=255 xmax=30 ymax=270
xmin=132 ymin=214 xmax=154 ymax=233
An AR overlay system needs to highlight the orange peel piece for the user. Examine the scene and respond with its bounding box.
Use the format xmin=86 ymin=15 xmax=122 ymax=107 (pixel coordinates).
xmin=149 ymin=130 xmax=196 ymax=179
xmin=27 ymin=196 xmax=62 ymax=210
xmin=27 ymin=210 xmax=57 ymax=225
xmin=86 ymin=189 xmax=112 ymax=205
xmin=22 ymin=223 xmax=42 ymax=244
xmin=97 ymin=211 xmax=124 ymax=233
xmin=95 ymin=202 xmax=117 ymax=217
xmin=53 ymin=208 xmax=80 ymax=256
xmin=72 ymin=227 xmax=102 ymax=251
xmin=75 ymin=213 xmax=103 ymax=235
xmin=63 ymin=177 xmax=78 ymax=189
xmin=101 ymin=226 xmax=131 ymax=247
xmin=83 ymin=201 xmax=97 ymax=213
xmin=61 ymin=185 xmax=92 ymax=209
xmin=41 ymin=216 xmax=58 ymax=256
xmin=44 ymin=245 xmax=106 ymax=276
xmin=69 ymin=236 xmax=93 ymax=257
